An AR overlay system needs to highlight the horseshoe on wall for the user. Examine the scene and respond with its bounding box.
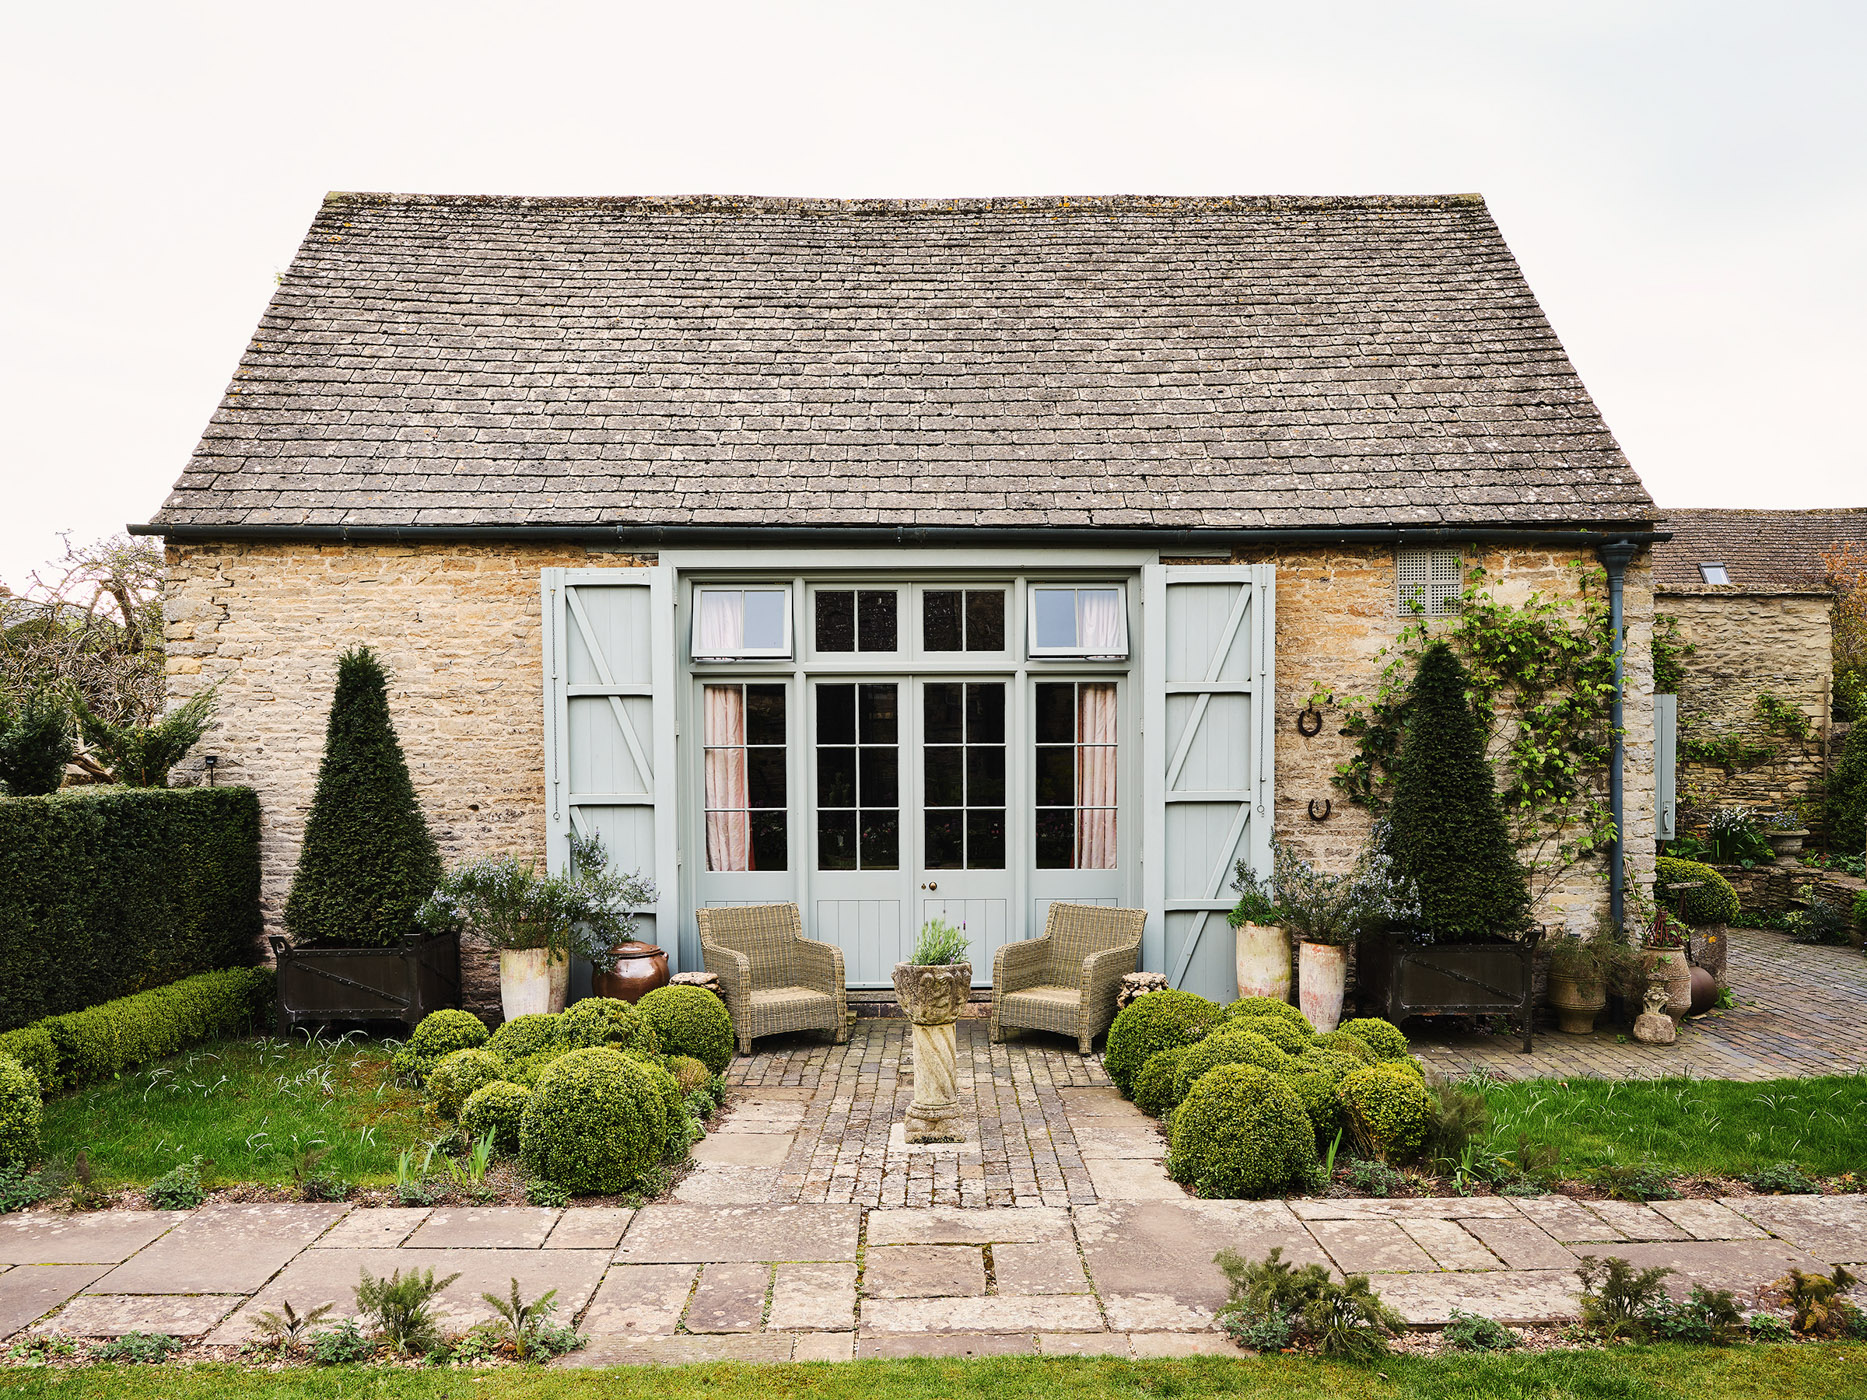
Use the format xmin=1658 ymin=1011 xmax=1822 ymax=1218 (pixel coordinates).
xmin=1296 ymin=705 xmax=1324 ymax=737
xmin=1307 ymin=798 xmax=1332 ymax=823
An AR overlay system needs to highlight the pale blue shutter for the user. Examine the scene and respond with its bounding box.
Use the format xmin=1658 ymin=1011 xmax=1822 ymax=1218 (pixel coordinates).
xmin=1142 ymin=564 xmax=1276 ymax=1000
xmin=1655 ymin=692 xmax=1677 ymax=842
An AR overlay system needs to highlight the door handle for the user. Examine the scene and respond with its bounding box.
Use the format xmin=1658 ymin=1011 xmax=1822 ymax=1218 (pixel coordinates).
xmin=920 ymin=881 xmax=938 ymax=892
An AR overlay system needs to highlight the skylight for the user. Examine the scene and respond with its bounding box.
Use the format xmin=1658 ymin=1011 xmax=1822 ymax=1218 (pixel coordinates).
xmin=1698 ymin=563 xmax=1730 ymax=585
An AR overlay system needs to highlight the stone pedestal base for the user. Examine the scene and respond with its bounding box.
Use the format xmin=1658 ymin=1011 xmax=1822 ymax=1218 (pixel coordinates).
xmin=904 ymin=1020 xmax=964 ymax=1143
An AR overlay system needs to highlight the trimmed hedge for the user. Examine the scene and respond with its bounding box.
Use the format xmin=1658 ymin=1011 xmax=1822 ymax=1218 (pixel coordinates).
xmin=0 ymin=1054 xmax=42 ymax=1167
xmin=1654 ymin=857 xmax=1741 ymax=926
xmin=1104 ymin=990 xmax=1223 ymax=1095
xmin=1336 ymin=1063 xmax=1432 ymax=1162
xmin=461 ymin=1080 xmax=530 ymax=1153
xmin=519 ymin=1048 xmax=666 ymax=1193
xmin=0 ymin=1027 xmax=57 ymax=1090
xmin=0 ymin=786 xmax=261 ymax=1031
xmin=636 ymin=986 xmax=734 ymax=1074
xmin=27 ymin=966 xmax=274 ymax=1092
xmin=1167 ymin=1063 xmax=1318 ymax=1199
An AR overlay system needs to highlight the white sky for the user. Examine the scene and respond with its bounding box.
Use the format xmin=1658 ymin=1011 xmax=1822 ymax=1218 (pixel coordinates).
xmin=2 ymin=0 xmax=1862 ymax=584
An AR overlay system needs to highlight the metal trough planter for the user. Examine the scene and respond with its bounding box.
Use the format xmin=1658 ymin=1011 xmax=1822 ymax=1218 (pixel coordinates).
xmin=270 ymin=929 xmax=461 ymax=1035
xmin=1355 ymin=933 xmax=1540 ymax=1052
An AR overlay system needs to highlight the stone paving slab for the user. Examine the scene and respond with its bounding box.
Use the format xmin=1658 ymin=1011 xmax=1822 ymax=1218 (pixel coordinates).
xmin=0 ymin=1212 xmax=186 ymax=1266
xmin=1602 ymin=1240 xmax=1830 ymax=1298
xmin=1289 ymin=1197 xmax=1525 ymax=1221
xmin=1072 ymin=1119 xmax=1169 ymax=1161
xmin=868 ymin=1206 xmax=1071 ymax=1245
xmin=204 ymin=1246 xmax=609 ymax=1345
xmin=613 ymin=1205 xmax=861 ymax=1263
xmin=673 ymin=1167 xmax=785 ymax=1204
xmin=685 ymin=1261 xmax=769 ymax=1333
xmin=1651 ymin=1199 xmax=1769 ymax=1241
xmin=92 ymin=1204 xmax=349 ymax=1295
xmin=41 ymin=1293 xmax=242 ymax=1338
xmin=1309 ymin=1219 xmax=1438 ymax=1273
xmin=314 ymin=1209 xmax=429 ymax=1250
xmin=862 ymin=1294 xmax=1104 ymax=1333
xmin=544 ymin=1208 xmax=635 ymax=1250
xmin=1085 ymin=1158 xmax=1184 ymax=1199
xmin=404 ymin=1208 xmax=559 ymax=1249
xmin=580 ymin=1263 xmax=698 ymax=1336
xmin=692 ymin=1134 xmax=796 ymax=1167
xmin=864 ymin=1245 xmax=986 ymax=1298
xmin=857 ymin=1331 xmax=1038 ymax=1357
xmin=1056 ymin=1087 xmax=1135 ymax=1116
xmin=1376 ymin=1269 xmax=1580 ymax=1325
xmin=1512 ymin=1196 xmax=1627 ymax=1242
xmin=769 ymin=1262 xmax=856 ymax=1330
xmin=1398 ymin=1219 xmax=1503 ymax=1271
xmin=1728 ymin=1195 xmax=1867 ymax=1263
xmin=1581 ymin=1201 xmax=1690 ymax=1242
xmin=0 ymin=1265 xmax=110 ymax=1340
xmin=1461 ymin=1217 xmax=1577 ymax=1271
xmin=993 ymin=1241 xmax=1091 ymax=1294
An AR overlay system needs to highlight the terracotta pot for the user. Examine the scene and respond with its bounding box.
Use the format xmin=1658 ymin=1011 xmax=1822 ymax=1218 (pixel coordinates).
xmin=1766 ymin=830 xmax=1808 ymax=861
xmin=591 ymin=941 xmax=670 ymax=1004
xmin=1297 ymin=941 xmax=1348 ymax=1033
xmin=1546 ymin=970 xmax=1607 ymax=1035
xmin=500 ymin=947 xmax=570 ymax=1020
xmin=1234 ymin=923 xmax=1292 ymax=1002
xmin=1642 ymin=948 xmax=1693 ymax=1024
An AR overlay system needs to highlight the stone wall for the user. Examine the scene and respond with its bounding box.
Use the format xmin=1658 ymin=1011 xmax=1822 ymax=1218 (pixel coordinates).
xmin=1708 ymin=862 xmax=1865 ymax=934
xmin=162 ymin=542 xmax=652 ymax=1009
xmin=1657 ymin=587 xmax=1833 ymax=833
xmin=1227 ymin=543 xmax=1658 ymax=937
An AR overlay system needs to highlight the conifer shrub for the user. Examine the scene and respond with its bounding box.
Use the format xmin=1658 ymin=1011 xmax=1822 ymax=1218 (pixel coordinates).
xmin=460 ymin=1080 xmax=530 ymax=1154
xmin=425 ymin=1049 xmax=506 ymax=1121
xmin=283 ymin=647 xmax=441 ymax=948
xmin=1104 ymin=990 xmax=1223 ymax=1095
xmin=519 ymin=1048 xmax=666 ymax=1193
xmin=1336 ymin=1063 xmax=1432 ymax=1162
xmin=635 ymin=985 xmax=734 ymax=1074
xmin=1336 ymin=1018 xmax=1411 ymax=1062
xmin=0 ymin=1054 xmax=42 ymax=1168
xmin=0 ymin=689 xmax=74 ymax=797
xmin=391 ymin=1009 xmax=489 ymax=1082
xmin=562 ymin=997 xmax=660 ymax=1055
xmin=1171 ymin=1029 xmax=1292 ymax=1104
xmin=1167 ymin=1063 xmax=1319 ymax=1199
xmin=1227 ymin=1014 xmax=1312 ymax=1057
xmin=1133 ymin=1046 xmax=1192 ymax=1119
xmin=1383 ymin=643 xmax=1530 ymax=943
xmin=1654 ymin=857 xmax=1740 ymax=926
xmin=74 ymin=689 xmax=216 ymax=788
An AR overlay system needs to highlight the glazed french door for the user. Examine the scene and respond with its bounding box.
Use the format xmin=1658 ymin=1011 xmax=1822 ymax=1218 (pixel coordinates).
xmin=914 ymin=678 xmax=1013 ymax=981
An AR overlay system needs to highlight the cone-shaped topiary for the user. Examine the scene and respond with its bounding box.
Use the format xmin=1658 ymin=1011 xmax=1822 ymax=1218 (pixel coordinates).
xmin=284 ymin=647 xmax=441 ymax=948
xmin=1104 ymin=990 xmax=1223 ymax=1095
xmin=1384 ymin=643 xmax=1529 ymax=943
xmin=1167 ymin=1063 xmax=1319 ymax=1199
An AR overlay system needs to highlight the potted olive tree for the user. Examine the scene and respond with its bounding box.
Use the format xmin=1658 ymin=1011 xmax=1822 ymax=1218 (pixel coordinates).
xmin=419 ymin=833 xmax=655 ymax=1019
xmin=893 ymin=918 xmax=971 ymax=1142
xmin=1264 ymin=837 xmax=1419 ymax=1033
xmin=1227 ymin=863 xmax=1288 ymax=1002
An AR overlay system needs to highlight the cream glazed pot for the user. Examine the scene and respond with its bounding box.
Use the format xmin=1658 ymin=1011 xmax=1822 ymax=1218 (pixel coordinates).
xmin=500 ymin=947 xmax=570 ymax=1019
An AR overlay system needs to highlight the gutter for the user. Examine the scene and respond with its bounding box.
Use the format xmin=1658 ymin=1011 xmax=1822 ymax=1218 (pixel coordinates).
xmin=128 ymin=522 xmax=1669 ymax=549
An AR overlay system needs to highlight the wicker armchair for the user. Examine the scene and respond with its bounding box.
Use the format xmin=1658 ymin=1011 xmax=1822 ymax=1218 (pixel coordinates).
xmin=697 ymin=903 xmax=849 ymax=1056
xmin=990 ymin=902 xmax=1146 ymax=1054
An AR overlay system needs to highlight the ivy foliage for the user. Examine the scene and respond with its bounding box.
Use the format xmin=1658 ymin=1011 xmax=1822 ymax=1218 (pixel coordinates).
xmin=1827 ymin=721 xmax=1867 ymax=857
xmin=1678 ymin=690 xmax=1815 ymax=775
xmin=1651 ymin=613 xmax=1691 ymax=696
xmin=1334 ymin=564 xmax=1619 ymax=892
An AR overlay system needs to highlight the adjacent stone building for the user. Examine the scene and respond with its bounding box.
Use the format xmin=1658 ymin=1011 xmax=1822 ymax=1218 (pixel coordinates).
xmin=136 ymin=192 xmax=1661 ymax=1010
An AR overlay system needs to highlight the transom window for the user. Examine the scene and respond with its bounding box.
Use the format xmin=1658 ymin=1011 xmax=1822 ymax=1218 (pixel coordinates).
xmin=702 ymin=683 xmax=787 ymax=870
xmin=1035 ymin=682 xmax=1118 ymax=869
xmin=816 ymin=683 xmax=900 ymax=870
xmin=923 ymin=682 xmax=1006 ymax=869
xmin=1027 ymin=585 xmax=1128 ymax=658
xmin=815 ymin=589 xmax=898 ymax=653
xmin=923 ymin=589 xmax=1006 ymax=652
xmin=693 ymin=586 xmax=791 ymax=659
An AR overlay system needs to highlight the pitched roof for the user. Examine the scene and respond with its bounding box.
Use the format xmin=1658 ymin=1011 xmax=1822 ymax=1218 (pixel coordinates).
xmin=149 ymin=192 xmax=1654 ymax=533
xmin=1653 ymin=508 xmax=1867 ymax=590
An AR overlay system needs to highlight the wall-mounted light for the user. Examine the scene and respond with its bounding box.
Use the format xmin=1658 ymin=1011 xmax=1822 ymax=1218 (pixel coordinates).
xmin=203 ymin=754 xmax=219 ymax=787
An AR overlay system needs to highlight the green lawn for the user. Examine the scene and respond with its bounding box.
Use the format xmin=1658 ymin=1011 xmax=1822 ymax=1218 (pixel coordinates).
xmin=2 ymin=1349 xmax=1865 ymax=1400
xmin=38 ymin=1033 xmax=440 ymax=1189
xmin=1480 ymin=1074 xmax=1867 ymax=1178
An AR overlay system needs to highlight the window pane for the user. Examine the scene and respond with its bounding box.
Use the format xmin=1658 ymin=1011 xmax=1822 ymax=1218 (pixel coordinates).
xmin=965 ymin=683 xmax=1005 ymax=744
xmin=817 ymin=683 xmax=854 ymax=744
xmin=860 ymin=812 xmax=899 ymax=868
xmin=1034 ymin=588 xmax=1077 ymax=649
xmin=1034 ymin=682 xmax=1073 ymax=744
xmin=818 ymin=811 xmax=857 ymax=870
xmin=1079 ymin=589 xmax=1123 ymax=652
xmin=967 ymin=810 xmax=1006 ymax=869
xmin=747 ymin=746 xmax=787 ymax=808
xmin=743 ymin=590 xmax=788 ymax=650
xmin=860 ymin=747 xmax=898 ymax=808
xmin=924 ymin=747 xmax=964 ymax=807
xmin=924 ymin=810 xmax=963 ymax=869
xmin=745 ymin=685 xmax=787 ymax=744
xmin=923 ymin=590 xmax=962 ymax=651
xmin=697 ymin=591 xmax=744 ymax=654
xmin=1035 ymin=810 xmax=1073 ymax=869
xmin=858 ymin=591 xmax=897 ymax=651
xmin=923 ymin=683 xmax=963 ymax=744
xmin=1035 ymin=746 xmax=1074 ymax=806
xmin=966 ymin=746 xmax=1005 ymax=806
xmin=859 ymin=684 xmax=898 ymax=743
xmin=817 ymin=747 xmax=856 ymax=807
xmin=815 ymin=590 xmax=855 ymax=652
xmin=962 ymin=590 xmax=1003 ymax=650
xmin=750 ymin=812 xmax=788 ymax=871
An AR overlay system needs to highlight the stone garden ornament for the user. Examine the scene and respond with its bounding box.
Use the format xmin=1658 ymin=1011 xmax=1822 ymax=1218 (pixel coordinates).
xmin=1633 ymin=984 xmax=1677 ymax=1046
xmin=894 ymin=918 xmax=973 ymax=1143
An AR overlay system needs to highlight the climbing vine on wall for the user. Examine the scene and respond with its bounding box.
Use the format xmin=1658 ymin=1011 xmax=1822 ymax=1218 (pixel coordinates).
xmin=1652 ymin=612 xmax=1691 ymax=696
xmin=1332 ymin=563 xmax=1620 ymax=901
xmin=1677 ymin=690 xmax=1814 ymax=774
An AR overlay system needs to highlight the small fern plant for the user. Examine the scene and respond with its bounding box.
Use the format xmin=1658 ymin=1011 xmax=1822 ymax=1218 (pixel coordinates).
xmin=480 ymin=1277 xmax=559 ymax=1360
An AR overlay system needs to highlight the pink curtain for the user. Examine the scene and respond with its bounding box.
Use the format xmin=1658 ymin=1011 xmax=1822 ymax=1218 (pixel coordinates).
xmin=1076 ymin=682 xmax=1117 ymax=869
xmin=1078 ymin=589 xmax=1123 ymax=654
xmin=704 ymin=685 xmax=751 ymax=871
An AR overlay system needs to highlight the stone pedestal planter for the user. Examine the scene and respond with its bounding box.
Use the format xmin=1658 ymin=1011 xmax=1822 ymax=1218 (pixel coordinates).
xmin=1234 ymin=923 xmax=1292 ymax=1002
xmin=1546 ymin=971 xmax=1607 ymax=1035
xmin=1297 ymin=942 xmax=1348 ymax=1033
xmin=500 ymin=948 xmax=570 ymax=1019
xmin=892 ymin=961 xmax=972 ymax=1143
xmin=1766 ymin=829 xmax=1809 ymax=861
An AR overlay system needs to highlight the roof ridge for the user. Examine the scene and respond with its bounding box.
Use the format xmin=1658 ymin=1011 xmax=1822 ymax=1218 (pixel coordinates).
xmin=319 ymin=191 xmax=1490 ymax=215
